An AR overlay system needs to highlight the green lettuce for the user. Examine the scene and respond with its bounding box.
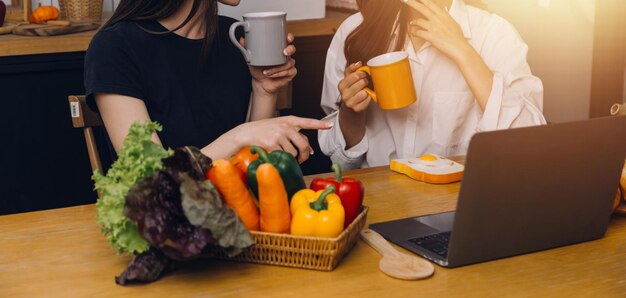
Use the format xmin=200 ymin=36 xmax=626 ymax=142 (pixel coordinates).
xmin=93 ymin=121 xmax=172 ymax=254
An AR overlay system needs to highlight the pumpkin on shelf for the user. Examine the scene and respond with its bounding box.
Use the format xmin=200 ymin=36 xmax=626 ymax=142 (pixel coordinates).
xmin=29 ymin=4 xmax=60 ymax=24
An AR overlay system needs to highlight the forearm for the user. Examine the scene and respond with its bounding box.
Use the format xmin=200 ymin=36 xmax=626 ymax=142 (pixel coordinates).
xmin=200 ymin=128 xmax=243 ymax=160
xmin=338 ymin=104 xmax=367 ymax=149
xmin=95 ymin=94 xmax=162 ymax=152
xmin=455 ymin=45 xmax=494 ymax=111
xmin=248 ymin=80 xmax=278 ymax=121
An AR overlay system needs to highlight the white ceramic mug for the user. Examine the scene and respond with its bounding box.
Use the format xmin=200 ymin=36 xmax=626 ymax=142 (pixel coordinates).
xmin=229 ymin=12 xmax=288 ymax=66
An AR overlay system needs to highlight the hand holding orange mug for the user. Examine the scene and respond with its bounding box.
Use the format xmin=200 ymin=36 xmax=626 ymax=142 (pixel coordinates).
xmin=357 ymin=51 xmax=417 ymax=110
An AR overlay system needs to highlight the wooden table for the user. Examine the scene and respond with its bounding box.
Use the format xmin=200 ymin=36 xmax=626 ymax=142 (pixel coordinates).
xmin=0 ymin=10 xmax=352 ymax=57
xmin=2 ymin=166 xmax=626 ymax=297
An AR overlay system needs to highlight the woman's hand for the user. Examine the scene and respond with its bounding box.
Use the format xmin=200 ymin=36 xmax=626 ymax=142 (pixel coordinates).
xmin=338 ymin=61 xmax=371 ymax=113
xmin=245 ymin=33 xmax=297 ymax=94
xmin=403 ymin=0 xmax=472 ymax=63
xmin=230 ymin=116 xmax=332 ymax=164
xmin=402 ymin=0 xmax=494 ymax=110
xmin=336 ymin=62 xmax=370 ymax=149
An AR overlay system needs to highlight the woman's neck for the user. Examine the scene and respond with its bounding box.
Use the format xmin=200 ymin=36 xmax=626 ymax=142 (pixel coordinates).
xmin=408 ymin=0 xmax=452 ymax=20
xmin=407 ymin=0 xmax=452 ymax=52
xmin=159 ymin=0 xmax=206 ymax=40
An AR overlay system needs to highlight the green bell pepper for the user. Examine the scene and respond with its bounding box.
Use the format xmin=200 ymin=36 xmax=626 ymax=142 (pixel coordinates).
xmin=246 ymin=146 xmax=306 ymax=201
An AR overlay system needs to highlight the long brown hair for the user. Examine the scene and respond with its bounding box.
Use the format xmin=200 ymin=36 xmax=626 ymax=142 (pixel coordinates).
xmin=103 ymin=0 xmax=219 ymax=51
xmin=345 ymin=0 xmax=486 ymax=65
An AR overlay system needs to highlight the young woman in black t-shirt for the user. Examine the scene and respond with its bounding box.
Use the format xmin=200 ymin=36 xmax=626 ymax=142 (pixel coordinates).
xmin=85 ymin=0 xmax=331 ymax=163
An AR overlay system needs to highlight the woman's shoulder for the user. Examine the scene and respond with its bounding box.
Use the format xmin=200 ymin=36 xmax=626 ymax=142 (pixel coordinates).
xmin=465 ymin=5 xmax=521 ymax=39
xmin=336 ymin=12 xmax=363 ymax=37
xmin=86 ymin=21 xmax=150 ymax=68
xmin=328 ymin=12 xmax=363 ymax=51
xmin=464 ymin=4 xmax=530 ymax=60
xmin=218 ymin=15 xmax=239 ymax=27
xmin=89 ymin=21 xmax=144 ymax=50
xmin=324 ymin=13 xmax=362 ymax=68
xmin=95 ymin=21 xmax=144 ymax=39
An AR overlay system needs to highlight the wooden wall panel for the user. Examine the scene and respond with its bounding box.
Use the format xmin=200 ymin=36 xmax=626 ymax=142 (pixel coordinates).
xmin=589 ymin=0 xmax=626 ymax=117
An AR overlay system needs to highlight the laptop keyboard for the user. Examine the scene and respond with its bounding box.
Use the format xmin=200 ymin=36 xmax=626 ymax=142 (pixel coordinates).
xmin=408 ymin=232 xmax=451 ymax=259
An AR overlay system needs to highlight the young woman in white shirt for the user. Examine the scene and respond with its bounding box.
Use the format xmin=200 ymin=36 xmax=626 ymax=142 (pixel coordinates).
xmin=319 ymin=0 xmax=546 ymax=169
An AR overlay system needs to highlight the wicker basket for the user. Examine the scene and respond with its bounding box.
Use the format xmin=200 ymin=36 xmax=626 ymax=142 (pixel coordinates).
xmin=208 ymin=206 xmax=368 ymax=271
xmin=58 ymin=0 xmax=103 ymax=22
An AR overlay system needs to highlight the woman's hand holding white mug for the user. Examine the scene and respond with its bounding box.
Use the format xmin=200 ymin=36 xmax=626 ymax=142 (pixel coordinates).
xmin=245 ymin=33 xmax=298 ymax=94
xmin=243 ymin=33 xmax=300 ymax=124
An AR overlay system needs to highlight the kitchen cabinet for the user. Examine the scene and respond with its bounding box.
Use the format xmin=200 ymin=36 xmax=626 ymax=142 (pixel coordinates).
xmin=0 ymin=52 xmax=106 ymax=215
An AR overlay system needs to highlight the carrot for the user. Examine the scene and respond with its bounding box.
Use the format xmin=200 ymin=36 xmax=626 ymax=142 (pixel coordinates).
xmin=257 ymin=163 xmax=291 ymax=233
xmin=209 ymin=159 xmax=260 ymax=231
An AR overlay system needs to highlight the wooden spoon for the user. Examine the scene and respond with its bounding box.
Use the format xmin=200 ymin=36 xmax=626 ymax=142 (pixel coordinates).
xmin=360 ymin=229 xmax=434 ymax=280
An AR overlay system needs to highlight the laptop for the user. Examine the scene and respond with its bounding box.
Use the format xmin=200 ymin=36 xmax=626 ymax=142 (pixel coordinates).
xmin=370 ymin=116 xmax=626 ymax=268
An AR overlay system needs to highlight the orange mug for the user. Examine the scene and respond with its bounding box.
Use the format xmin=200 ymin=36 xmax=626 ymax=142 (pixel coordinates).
xmin=357 ymin=51 xmax=417 ymax=110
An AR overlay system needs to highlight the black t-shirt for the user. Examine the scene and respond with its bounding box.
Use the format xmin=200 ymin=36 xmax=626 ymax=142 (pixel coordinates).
xmin=84 ymin=16 xmax=252 ymax=150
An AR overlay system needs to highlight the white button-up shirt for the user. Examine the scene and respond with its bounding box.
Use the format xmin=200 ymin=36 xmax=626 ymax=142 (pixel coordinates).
xmin=318 ymin=0 xmax=546 ymax=169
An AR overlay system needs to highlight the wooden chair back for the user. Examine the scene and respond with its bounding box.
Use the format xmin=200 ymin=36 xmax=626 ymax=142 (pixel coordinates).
xmin=68 ymin=95 xmax=104 ymax=174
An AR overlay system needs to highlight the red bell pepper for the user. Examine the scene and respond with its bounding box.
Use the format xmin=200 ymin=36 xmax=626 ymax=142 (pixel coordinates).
xmin=310 ymin=163 xmax=364 ymax=228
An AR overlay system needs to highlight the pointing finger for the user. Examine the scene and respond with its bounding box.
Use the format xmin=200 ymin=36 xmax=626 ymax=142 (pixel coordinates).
xmin=285 ymin=116 xmax=333 ymax=130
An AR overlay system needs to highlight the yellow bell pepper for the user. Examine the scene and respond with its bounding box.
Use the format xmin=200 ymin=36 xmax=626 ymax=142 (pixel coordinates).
xmin=290 ymin=185 xmax=345 ymax=238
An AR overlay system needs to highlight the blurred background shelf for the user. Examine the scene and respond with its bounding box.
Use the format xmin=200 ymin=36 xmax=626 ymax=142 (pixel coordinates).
xmin=0 ymin=9 xmax=351 ymax=56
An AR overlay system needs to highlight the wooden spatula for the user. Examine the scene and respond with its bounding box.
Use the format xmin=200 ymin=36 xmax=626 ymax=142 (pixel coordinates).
xmin=360 ymin=229 xmax=434 ymax=280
